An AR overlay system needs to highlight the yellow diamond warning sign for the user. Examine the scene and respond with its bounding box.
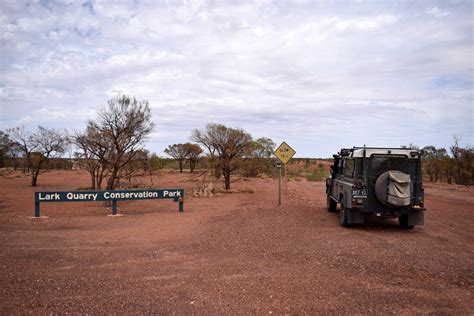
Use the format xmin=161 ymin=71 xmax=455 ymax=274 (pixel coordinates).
xmin=274 ymin=141 xmax=296 ymax=164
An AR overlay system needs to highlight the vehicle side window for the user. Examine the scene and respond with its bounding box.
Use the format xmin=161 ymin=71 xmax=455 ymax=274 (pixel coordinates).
xmin=344 ymin=159 xmax=354 ymax=178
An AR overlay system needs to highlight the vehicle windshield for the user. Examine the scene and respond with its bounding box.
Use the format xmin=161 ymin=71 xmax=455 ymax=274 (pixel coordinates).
xmin=370 ymin=155 xmax=409 ymax=176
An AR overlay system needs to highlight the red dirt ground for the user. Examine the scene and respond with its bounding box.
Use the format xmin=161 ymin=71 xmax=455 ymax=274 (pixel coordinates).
xmin=1 ymin=170 xmax=473 ymax=314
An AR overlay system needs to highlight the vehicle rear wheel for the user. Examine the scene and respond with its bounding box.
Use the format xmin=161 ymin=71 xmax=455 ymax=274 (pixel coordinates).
xmin=327 ymin=195 xmax=337 ymax=213
xmin=340 ymin=199 xmax=350 ymax=227
xmin=399 ymin=214 xmax=414 ymax=229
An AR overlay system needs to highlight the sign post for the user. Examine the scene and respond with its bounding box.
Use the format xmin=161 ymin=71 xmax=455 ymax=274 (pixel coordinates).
xmin=276 ymin=161 xmax=282 ymax=205
xmin=33 ymin=188 xmax=185 ymax=218
xmin=274 ymin=142 xmax=296 ymax=206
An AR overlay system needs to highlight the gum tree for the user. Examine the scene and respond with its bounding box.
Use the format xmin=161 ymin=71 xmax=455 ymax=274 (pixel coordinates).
xmin=164 ymin=143 xmax=188 ymax=172
xmin=183 ymin=143 xmax=203 ymax=173
xmin=8 ymin=126 xmax=68 ymax=186
xmin=191 ymin=123 xmax=252 ymax=190
xmin=87 ymin=94 xmax=155 ymax=190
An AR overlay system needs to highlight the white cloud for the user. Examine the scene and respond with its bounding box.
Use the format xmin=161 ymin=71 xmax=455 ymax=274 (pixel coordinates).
xmin=0 ymin=0 xmax=472 ymax=156
xmin=331 ymin=14 xmax=398 ymax=31
xmin=426 ymin=6 xmax=451 ymax=18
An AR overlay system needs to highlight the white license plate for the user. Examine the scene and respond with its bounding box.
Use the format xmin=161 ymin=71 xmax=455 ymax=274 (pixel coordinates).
xmin=352 ymin=189 xmax=368 ymax=197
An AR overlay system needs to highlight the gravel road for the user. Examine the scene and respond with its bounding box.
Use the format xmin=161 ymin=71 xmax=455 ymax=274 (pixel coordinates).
xmin=1 ymin=171 xmax=473 ymax=314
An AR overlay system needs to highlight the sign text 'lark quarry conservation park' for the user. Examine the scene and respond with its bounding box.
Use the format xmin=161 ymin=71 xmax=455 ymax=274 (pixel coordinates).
xmin=34 ymin=189 xmax=185 ymax=217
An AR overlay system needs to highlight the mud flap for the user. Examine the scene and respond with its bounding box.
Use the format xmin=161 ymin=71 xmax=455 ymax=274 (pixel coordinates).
xmin=408 ymin=211 xmax=424 ymax=226
xmin=347 ymin=209 xmax=365 ymax=224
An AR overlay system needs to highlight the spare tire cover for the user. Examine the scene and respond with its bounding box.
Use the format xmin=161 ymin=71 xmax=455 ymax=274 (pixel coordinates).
xmin=375 ymin=170 xmax=412 ymax=207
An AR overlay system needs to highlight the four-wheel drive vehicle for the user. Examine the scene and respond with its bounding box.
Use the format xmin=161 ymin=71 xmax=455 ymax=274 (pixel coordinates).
xmin=326 ymin=147 xmax=425 ymax=229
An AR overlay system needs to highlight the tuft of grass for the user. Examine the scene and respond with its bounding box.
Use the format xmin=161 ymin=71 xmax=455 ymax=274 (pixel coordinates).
xmin=0 ymin=167 xmax=14 ymax=177
xmin=215 ymin=189 xmax=239 ymax=194
xmin=240 ymin=187 xmax=255 ymax=193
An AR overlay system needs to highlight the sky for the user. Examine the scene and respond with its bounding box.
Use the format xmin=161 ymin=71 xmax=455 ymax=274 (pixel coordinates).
xmin=0 ymin=0 xmax=473 ymax=158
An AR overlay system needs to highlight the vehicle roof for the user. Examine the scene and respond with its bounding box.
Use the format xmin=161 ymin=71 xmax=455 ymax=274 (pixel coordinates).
xmin=344 ymin=147 xmax=421 ymax=159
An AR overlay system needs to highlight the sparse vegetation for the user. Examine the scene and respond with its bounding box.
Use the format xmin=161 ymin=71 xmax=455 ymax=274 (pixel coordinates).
xmin=305 ymin=168 xmax=328 ymax=182
xmin=240 ymin=137 xmax=275 ymax=177
xmin=420 ymin=138 xmax=473 ymax=185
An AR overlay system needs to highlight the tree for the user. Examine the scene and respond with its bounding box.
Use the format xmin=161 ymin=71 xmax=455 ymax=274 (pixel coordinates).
xmin=251 ymin=137 xmax=275 ymax=158
xmin=422 ymin=145 xmax=448 ymax=182
xmin=7 ymin=141 xmax=22 ymax=170
xmin=183 ymin=143 xmax=202 ymax=173
xmin=241 ymin=137 xmax=275 ymax=177
xmin=120 ymin=149 xmax=152 ymax=187
xmin=450 ymin=136 xmax=474 ymax=185
xmin=164 ymin=144 xmax=188 ymax=172
xmin=73 ymin=125 xmax=111 ymax=190
xmin=191 ymin=123 xmax=252 ymax=190
xmin=87 ymin=94 xmax=155 ymax=190
xmin=8 ymin=126 xmax=68 ymax=186
xmin=149 ymin=153 xmax=165 ymax=171
xmin=0 ymin=131 xmax=15 ymax=167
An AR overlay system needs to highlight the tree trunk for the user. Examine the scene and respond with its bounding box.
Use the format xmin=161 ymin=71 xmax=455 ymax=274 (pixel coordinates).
xmin=96 ymin=166 xmax=106 ymax=190
xmin=214 ymin=164 xmax=221 ymax=179
xmin=224 ymin=174 xmax=230 ymax=190
xmin=107 ymin=168 xmax=119 ymax=190
xmin=90 ymin=169 xmax=96 ymax=190
xmin=179 ymin=161 xmax=183 ymax=173
xmin=223 ymin=167 xmax=231 ymax=190
xmin=31 ymin=169 xmax=40 ymax=186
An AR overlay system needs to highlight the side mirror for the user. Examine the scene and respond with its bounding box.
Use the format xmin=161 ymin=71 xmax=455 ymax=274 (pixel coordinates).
xmin=330 ymin=166 xmax=334 ymax=174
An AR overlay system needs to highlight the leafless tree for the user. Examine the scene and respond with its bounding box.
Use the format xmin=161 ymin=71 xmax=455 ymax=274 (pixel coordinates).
xmin=88 ymin=94 xmax=155 ymax=190
xmin=191 ymin=123 xmax=252 ymax=190
xmin=8 ymin=126 xmax=68 ymax=186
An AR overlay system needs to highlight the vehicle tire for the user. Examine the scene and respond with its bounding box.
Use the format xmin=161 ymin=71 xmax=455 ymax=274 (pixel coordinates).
xmin=340 ymin=199 xmax=350 ymax=227
xmin=327 ymin=195 xmax=337 ymax=213
xmin=399 ymin=214 xmax=414 ymax=229
xmin=375 ymin=170 xmax=412 ymax=207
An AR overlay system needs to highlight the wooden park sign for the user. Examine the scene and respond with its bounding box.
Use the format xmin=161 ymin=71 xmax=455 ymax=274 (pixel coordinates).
xmin=34 ymin=189 xmax=184 ymax=217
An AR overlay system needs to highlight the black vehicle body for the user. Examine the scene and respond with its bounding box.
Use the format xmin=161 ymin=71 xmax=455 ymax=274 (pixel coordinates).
xmin=326 ymin=147 xmax=425 ymax=228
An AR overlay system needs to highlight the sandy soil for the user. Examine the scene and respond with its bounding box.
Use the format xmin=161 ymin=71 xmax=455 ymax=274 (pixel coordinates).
xmin=0 ymin=170 xmax=473 ymax=314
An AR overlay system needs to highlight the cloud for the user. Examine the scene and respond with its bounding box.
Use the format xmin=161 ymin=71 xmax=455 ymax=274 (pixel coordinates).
xmin=0 ymin=0 xmax=472 ymax=157
xmin=426 ymin=6 xmax=451 ymax=18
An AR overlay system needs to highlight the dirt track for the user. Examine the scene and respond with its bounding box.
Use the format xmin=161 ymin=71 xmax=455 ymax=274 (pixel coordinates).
xmin=1 ymin=170 xmax=473 ymax=314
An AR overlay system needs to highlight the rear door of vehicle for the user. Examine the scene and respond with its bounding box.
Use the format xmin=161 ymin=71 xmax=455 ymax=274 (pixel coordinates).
xmin=367 ymin=154 xmax=409 ymax=210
